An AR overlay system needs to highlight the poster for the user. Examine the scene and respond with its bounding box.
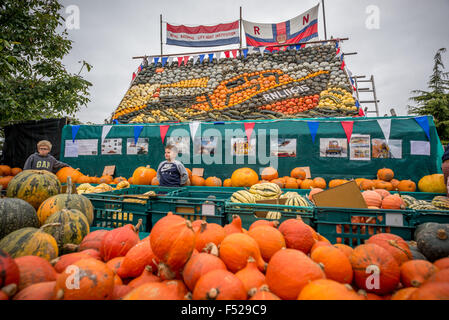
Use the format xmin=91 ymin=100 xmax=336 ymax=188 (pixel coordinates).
xmin=231 ymin=138 xmax=256 ymax=156
xmin=410 ymin=141 xmax=431 ymax=156
xmin=349 ymin=134 xmax=371 ymax=161
xmin=372 ymin=139 xmax=402 ymax=159
xmin=194 ymin=137 xmax=218 ymax=156
xmin=64 ymin=139 xmax=98 ymax=157
xmin=101 ymin=138 xmax=122 ymax=155
xmin=167 ymin=136 xmax=190 ymax=156
xmin=270 ymin=138 xmax=297 ymax=157
xmin=319 ymin=138 xmax=348 ymax=158
xmin=126 ymin=138 xmax=149 ymax=155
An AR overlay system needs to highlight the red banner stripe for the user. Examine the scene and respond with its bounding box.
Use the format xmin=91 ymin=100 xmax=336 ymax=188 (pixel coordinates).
xmin=167 ymin=21 xmax=239 ymax=34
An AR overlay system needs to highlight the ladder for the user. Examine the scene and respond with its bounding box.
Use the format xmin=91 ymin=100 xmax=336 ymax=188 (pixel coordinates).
xmin=352 ymin=75 xmax=380 ymax=117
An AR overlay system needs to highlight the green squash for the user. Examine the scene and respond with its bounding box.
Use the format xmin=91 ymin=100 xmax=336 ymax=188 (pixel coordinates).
xmin=0 ymin=198 xmax=40 ymax=240
xmin=415 ymin=222 xmax=449 ymax=262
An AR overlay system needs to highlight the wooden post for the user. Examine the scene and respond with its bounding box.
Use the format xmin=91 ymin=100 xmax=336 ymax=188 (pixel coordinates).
xmin=239 ymin=7 xmax=243 ymax=56
xmin=322 ymin=0 xmax=328 ymax=40
xmin=160 ymin=14 xmax=163 ymax=57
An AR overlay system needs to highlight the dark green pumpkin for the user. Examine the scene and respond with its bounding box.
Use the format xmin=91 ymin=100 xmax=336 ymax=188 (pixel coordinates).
xmin=407 ymin=241 xmax=428 ymax=261
xmin=0 ymin=198 xmax=40 ymax=240
xmin=0 ymin=226 xmax=59 ymax=261
xmin=43 ymin=208 xmax=90 ymax=254
xmin=6 ymin=170 xmax=62 ymax=210
xmin=415 ymin=222 xmax=449 ymax=262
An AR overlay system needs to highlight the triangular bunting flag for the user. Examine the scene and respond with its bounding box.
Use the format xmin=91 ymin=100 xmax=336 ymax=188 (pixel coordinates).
xmin=414 ymin=116 xmax=431 ymax=140
xmin=193 ymin=55 xmax=199 ymax=65
xmin=208 ymin=53 xmax=214 ymax=62
xmin=248 ymin=47 xmax=254 ymax=54
xmin=307 ymin=121 xmax=319 ymax=143
xmin=296 ymin=44 xmax=301 ymax=50
xmin=134 ymin=125 xmax=144 ymax=144
xmin=160 ymin=125 xmax=170 ymax=144
xmin=177 ymin=57 xmax=183 ymax=67
xmin=358 ymin=107 xmax=365 ymax=117
xmin=231 ymin=49 xmax=238 ymax=58
xmin=199 ymin=54 xmax=205 ymax=63
xmin=189 ymin=121 xmax=201 ymax=141
xmin=244 ymin=122 xmax=255 ymax=142
xmin=101 ymin=125 xmax=112 ymax=144
xmin=259 ymin=46 xmax=265 ymax=57
xmin=377 ymin=119 xmax=391 ymax=144
xmin=341 ymin=121 xmax=354 ymax=143
xmin=113 ymin=119 xmax=119 ymax=124
xmin=72 ymin=125 xmax=80 ymax=143
xmin=153 ymin=57 xmax=160 ymax=65
xmin=161 ymin=57 xmax=168 ymax=67
xmin=183 ymin=56 xmax=189 ymax=66
xmin=341 ymin=60 xmax=346 ymax=70
xmin=132 ymin=72 xmax=136 ymax=81
xmin=242 ymin=48 xmax=249 ymax=58
xmin=215 ymin=52 xmax=222 ymax=61
xmin=168 ymin=56 xmax=174 ymax=65
xmin=224 ymin=51 xmax=230 ymax=58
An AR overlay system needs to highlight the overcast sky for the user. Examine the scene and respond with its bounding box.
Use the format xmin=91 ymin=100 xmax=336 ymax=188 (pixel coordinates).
xmin=60 ymin=0 xmax=449 ymax=124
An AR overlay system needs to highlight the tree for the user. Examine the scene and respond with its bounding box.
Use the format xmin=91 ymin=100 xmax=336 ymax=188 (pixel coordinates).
xmin=408 ymin=48 xmax=449 ymax=143
xmin=0 ymin=0 xmax=92 ymax=125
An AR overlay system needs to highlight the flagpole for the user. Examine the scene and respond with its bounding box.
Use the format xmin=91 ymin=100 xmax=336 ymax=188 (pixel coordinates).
xmin=322 ymin=0 xmax=328 ymax=40
xmin=160 ymin=14 xmax=163 ymax=57
xmin=239 ymin=7 xmax=243 ymax=57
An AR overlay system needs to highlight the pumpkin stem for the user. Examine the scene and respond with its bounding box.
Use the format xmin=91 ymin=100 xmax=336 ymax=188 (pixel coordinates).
xmin=357 ymin=289 xmax=367 ymax=297
xmin=387 ymin=239 xmax=413 ymax=259
xmin=200 ymin=221 xmax=207 ymax=233
xmin=206 ymin=288 xmax=218 ymax=300
xmin=157 ymin=262 xmax=176 ymax=280
xmin=247 ymin=288 xmax=258 ymax=297
xmin=437 ymin=229 xmax=448 ymax=240
xmin=67 ymin=176 xmax=72 ymax=196
xmin=145 ymin=265 xmax=153 ymax=273
xmin=50 ymin=257 xmax=61 ymax=266
xmin=56 ymin=289 xmax=64 ymax=300
xmin=247 ymin=256 xmax=256 ymax=264
xmin=40 ymin=222 xmax=62 ymax=229
xmin=203 ymin=243 xmax=219 ymax=256
xmin=411 ymin=280 xmax=422 ymax=287
xmin=272 ymin=220 xmax=280 ymax=228
xmin=185 ymin=220 xmax=193 ymax=230
xmin=134 ymin=219 xmax=143 ymax=233
xmin=63 ymin=243 xmax=80 ymax=252
xmin=184 ymin=292 xmax=193 ymax=300
xmin=1 ymin=283 xmax=17 ymax=297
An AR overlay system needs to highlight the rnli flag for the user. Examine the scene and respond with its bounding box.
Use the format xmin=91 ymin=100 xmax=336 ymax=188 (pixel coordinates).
xmin=242 ymin=4 xmax=319 ymax=47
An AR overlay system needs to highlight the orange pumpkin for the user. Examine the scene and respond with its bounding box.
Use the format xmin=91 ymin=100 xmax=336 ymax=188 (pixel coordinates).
xmin=334 ymin=244 xmax=354 ymax=259
xmin=113 ymin=177 xmax=127 ymax=184
xmin=360 ymin=179 xmax=375 ymax=190
xmin=110 ymin=285 xmax=133 ymax=300
xmin=310 ymin=241 xmax=333 ymax=254
xmin=192 ymin=269 xmax=247 ymax=300
xmin=12 ymin=281 xmax=56 ymax=300
xmin=298 ymin=279 xmax=363 ymax=300
xmin=223 ymin=214 xmax=243 ymax=236
xmin=132 ymin=166 xmax=157 ymax=185
xmin=248 ymin=220 xmax=279 ymax=230
xmin=100 ymin=221 xmax=141 ymax=261
xmin=328 ymin=179 xmax=349 ymax=188
xmin=307 ymin=188 xmax=323 ymax=201
xmin=77 ymin=175 xmax=91 ymax=184
xmin=52 ymin=249 xmax=101 ymax=273
xmin=99 ymin=175 xmax=113 ymax=184
xmin=151 ymin=177 xmax=159 ymax=185
xmin=270 ymin=178 xmax=285 ymax=188
xmin=0 ymin=176 xmax=13 ymax=189
xmin=313 ymin=177 xmax=327 ymax=189
xmin=381 ymin=194 xmax=405 ymax=210
xmin=191 ymin=175 xmax=206 ymax=186
xmin=278 ymin=218 xmax=315 ymax=254
xmin=362 ymin=190 xmax=383 ymax=208
xmin=391 ymin=287 xmax=418 ymax=300
xmin=247 ymin=225 xmax=286 ymax=262
xmin=15 ymin=256 xmax=57 ymax=291
xmin=300 ymin=179 xmax=314 ymax=190
xmin=0 ymin=165 xmax=12 ymax=176
xmin=185 ymin=168 xmax=192 ymax=181
xmin=397 ymin=180 xmax=417 ymax=192
xmin=223 ymin=179 xmax=232 ymax=187
xmin=425 ymin=268 xmax=449 ymax=283
xmin=204 ymin=176 xmax=222 ymax=187
xmin=105 ymin=257 xmax=124 ymax=275
xmin=127 ymin=266 xmax=160 ymax=289
xmin=56 ymin=167 xmax=83 ymax=183
xmin=377 ymin=168 xmax=394 ymax=182
xmin=194 ymin=222 xmax=226 ymax=252
xmin=117 ymin=240 xmax=158 ymax=279
xmin=311 ymin=246 xmax=353 ymax=284
xmin=249 ymin=285 xmax=281 ymax=300
xmin=366 ymin=233 xmax=412 ymax=266
xmin=374 ymin=188 xmax=391 ymax=199
xmin=10 ymin=168 xmax=22 ymax=176
xmin=261 ymin=167 xmax=278 ymax=181
xmin=390 ymin=179 xmax=400 ymax=191
xmin=230 ymin=168 xmax=259 ymax=187
xmin=284 ymin=177 xmax=299 ymax=189
xmin=290 ymin=168 xmax=306 ymax=180
xmin=409 ymin=282 xmax=449 ymax=300
xmin=265 ymin=248 xmax=325 ymax=300
xmin=433 ymin=257 xmax=449 ymax=270
xmin=235 ymin=257 xmax=266 ymax=295
xmin=123 ymin=282 xmax=180 ymax=300
xmin=400 ymin=260 xmax=439 ymax=287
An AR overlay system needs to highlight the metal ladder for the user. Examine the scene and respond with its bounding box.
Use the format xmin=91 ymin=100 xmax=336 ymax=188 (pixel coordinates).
xmin=352 ymin=75 xmax=381 ymax=117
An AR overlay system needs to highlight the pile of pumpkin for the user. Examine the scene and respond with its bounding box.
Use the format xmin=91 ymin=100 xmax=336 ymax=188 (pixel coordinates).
xmin=0 ymin=165 xmax=23 ymax=190
xmin=1 ymin=210 xmax=448 ymax=300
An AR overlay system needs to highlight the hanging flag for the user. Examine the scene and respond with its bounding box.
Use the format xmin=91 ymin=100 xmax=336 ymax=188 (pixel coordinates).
xmin=101 ymin=125 xmax=112 ymax=144
xmin=215 ymin=52 xmax=222 ymax=61
xmin=414 ymin=116 xmax=431 ymax=140
xmin=113 ymin=119 xmax=119 ymax=124
xmin=189 ymin=121 xmax=201 ymax=141
xmin=132 ymin=72 xmax=136 ymax=81
xmin=134 ymin=125 xmax=144 ymax=144
xmin=183 ymin=56 xmax=190 ymax=66
xmin=231 ymin=49 xmax=238 ymax=58
xmin=242 ymin=48 xmax=249 ymax=58
xmin=244 ymin=122 xmax=255 ymax=141
xmin=224 ymin=51 xmax=230 ymax=58
xmin=161 ymin=57 xmax=168 ymax=67
xmin=193 ymin=55 xmax=199 ymax=64
xmin=259 ymin=46 xmax=266 ymax=57
xmin=160 ymin=125 xmax=170 ymax=144
xmin=199 ymin=54 xmax=205 ymax=63
xmin=166 ymin=21 xmax=240 ymax=47
xmin=341 ymin=121 xmax=354 ymax=143
xmin=307 ymin=121 xmax=319 ymax=143
xmin=138 ymin=64 xmax=143 ymax=72
xmin=248 ymin=47 xmax=254 ymax=54
xmin=341 ymin=59 xmax=346 ymax=70
xmin=168 ymin=56 xmax=174 ymax=65
xmin=177 ymin=57 xmax=183 ymax=67
xmin=153 ymin=57 xmax=160 ymax=65
xmin=71 ymin=125 xmax=80 ymax=143
xmin=208 ymin=53 xmax=214 ymax=62
xmin=295 ymin=44 xmax=301 ymax=50
xmin=243 ymin=4 xmax=319 ymax=47
xmin=377 ymin=119 xmax=391 ymax=144
xmin=358 ymin=106 xmax=365 ymax=117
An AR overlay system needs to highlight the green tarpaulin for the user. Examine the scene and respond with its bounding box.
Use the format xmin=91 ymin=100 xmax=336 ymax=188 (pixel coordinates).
xmin=59 ymin=116 xmax=444 ymax=183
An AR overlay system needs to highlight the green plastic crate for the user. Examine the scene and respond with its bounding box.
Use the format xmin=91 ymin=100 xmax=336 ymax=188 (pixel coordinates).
xmin=410 ymin=209 xmax=449 ymax=226
xmin=224 ymin=201 xmax=315 ymax=230
xmin=314 ymin=207 xmax=416 ymax=247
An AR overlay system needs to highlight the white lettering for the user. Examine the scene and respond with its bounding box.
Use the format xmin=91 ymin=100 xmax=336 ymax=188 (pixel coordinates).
xmin=65 ymin=5 xmax=80 ymax=30
xmin=365 ymin=5 xmax=380 ymax=30
xmin=365 ymin=264 xmax=380 ymax=290
xmin=65 ymin=265 xmax=80 ymax=289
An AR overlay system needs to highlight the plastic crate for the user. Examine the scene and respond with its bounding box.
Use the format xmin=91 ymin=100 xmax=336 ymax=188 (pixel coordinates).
xmin=90 ymin=226 xmax=150 ymax=240
xmin=410 ymin=209 xmax=449 ymax=226
xmin=224 ymin=201 xmax=315 ymax=230
xmin=314 ymin=207 xmax=416 ymax=247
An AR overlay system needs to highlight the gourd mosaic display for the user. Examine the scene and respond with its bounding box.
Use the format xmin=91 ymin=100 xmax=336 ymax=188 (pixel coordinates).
xmin=112 ymin=43 xmax=358 ymax=124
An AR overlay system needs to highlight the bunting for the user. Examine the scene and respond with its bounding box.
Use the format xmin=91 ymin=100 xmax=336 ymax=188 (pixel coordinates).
xmin=244 ymin=122 xmax=255 ymax=141
xmin=161 ymin=57 xmax=168 ymax=67
xmin=101 ymin=125 xmax=112 ymax=144
xmin=71 ymin=125 xmax=80 ymax=143
xmin=134 ymin=125 xmax=144 ymax=144
xmin=341 ymin=121 xmax=354 ymax=143
xmin=414 ymin=116 xmax=431 ymax=140
xmin=377 ymin=119 xmax=391 ymax=144
xmin=307 ymin=121 xmax=319 ymax=143
xmin=160 ymin=125 xmax=170 ymax=144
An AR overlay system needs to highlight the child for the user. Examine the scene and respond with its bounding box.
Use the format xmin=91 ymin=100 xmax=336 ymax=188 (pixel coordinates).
xmin=23 ymin=140 xmax=70 ymax=173
xmin=157 ymin=144 xmax=189 ymax=187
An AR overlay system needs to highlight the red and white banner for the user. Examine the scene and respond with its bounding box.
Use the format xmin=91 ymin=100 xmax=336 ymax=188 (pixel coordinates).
xmin=166 ymin=21 xmax=240 ymax=47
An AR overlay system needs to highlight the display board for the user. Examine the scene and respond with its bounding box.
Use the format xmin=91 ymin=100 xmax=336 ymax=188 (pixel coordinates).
xmin=59 ymin=116 xmax=444 ymax=182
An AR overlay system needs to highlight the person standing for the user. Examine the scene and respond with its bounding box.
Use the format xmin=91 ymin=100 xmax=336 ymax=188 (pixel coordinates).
xmin=156 ymin=144 xmax=189 ymax=187
xmin=23 ymin=140 xmax=70 ymax=173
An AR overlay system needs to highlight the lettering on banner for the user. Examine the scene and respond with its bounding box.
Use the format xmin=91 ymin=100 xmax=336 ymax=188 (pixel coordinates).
xmin=262 ymin=85 xmax=311 ymax=102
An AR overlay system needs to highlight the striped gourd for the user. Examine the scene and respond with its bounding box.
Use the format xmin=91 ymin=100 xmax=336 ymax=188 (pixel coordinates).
xmin=0 ymin=226 xmax=58 ymax=261
xmin=230 ymin=190 xmax=256 ymax=204
xmin=432 ymin=196 xmax=449 ymax=210
xmin=6 ymin=170 xmax=62 ymax=210
xmin=0 ymin=198 xmax=40 ymax=239
xmin=43 ymin=209 xmax=90 ymax=254
xmin=266 ymin=211 xmax=282 ymax=219
xmin=400 ymin=195 xmax=418 ymax=208
xmin=249 ymin=183 xmax=282 ymax=197
xmin=408 ymin=203 xmax=440 ymax=211
xmin=280 ymin=192 xmax=300 ymax=199
xmin=285 ymin=196 xmax=312 ymax=213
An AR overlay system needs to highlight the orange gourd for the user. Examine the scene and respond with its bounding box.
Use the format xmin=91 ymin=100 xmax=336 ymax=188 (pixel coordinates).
xmin=249 ymin=285 xmax=281 ymax=300
xmin=223 ymin=179 xmax=232 ymax=187
xmin=362 ymin=190 xmax=383 ymax=208
xmin=99 ymin=175 xmax=113 ymax=184
xmin=298 ymin=279 xmax=364 ymax=300
xmin=151 ymin=177 xmax=159 ymax=185
xmin=0 ymin=165 xmax=12 ymax=176
xmin=14 ymin=256 xmax=57 ymax=291
xmin=56 ymin=167 xmax=83 ymax=183
xmin=192 ymin=269 xmax=247 ymax=300
xmin=290 ymin=168 xmax=306 ymax=180
xmin=400 ymin=260 xmax=439 ymax=287
xmin=78 ymin=229 xmax=109 ymax=254
xmin=132 ymin=166 xmax=157 ymax=185
xmin=391 ymin=287 xmax=418 ymax=300
xmin=270 ymin=178 xmax=284 ymax=188
xmin=397 ymin=180 xmax=417 ymax=192
xmin=204 ymin=176 xmax=222 ymax=187
xmin=235 ymin=257 xmax=266 ymax=295
xmin=52 ymin=249 xmax=101 ymax=273
xmin=12 ymin=281 xmax=56 ymax=300
xmin=374 ymin=188 xmax=391 ymax=199
xmin=0 ymin=176 xmax=13 ymax=189
xmin=366 ymin=233 xmax=412 ymax=266
xmin=433 ymin=257 xmax=449 ymax=270
xmin=311 ymin=246 xmax=353 ymax=284
xmin=328 ymin=179 xmax=349 ymax=188
xmin=390 ymin=179 xmax=400 ymax=191
xmin=194 ymin=222 xmax=226 ymax=252
xmin=284 ymin=177 xmax=299 ymax=189
xmin=334 ymin=244 xmax=354 ymax=259
xmin=100 ymin=220 xmax=142 ymax=261
xmin=308 ymin=188 xmax=323 ymax=201
xmin=409 ymin=282 xmax=449 ymax=300
xmin=10 ymin=168 xmax=22 ymax=176
xmin=377 ymin=168 xmax=394 ymax=182
xmin=300 ymin=179 xmax=314 ymax=189
xmin=310 ymin=241 xmax=333 ymax=254
xmin=191 ymin=175 xmax=206 ymax=186
xmin=111 ymin=285 xmax=133 ymax=300
xmin=230 ymin=168 xmax=259 ymax=187
xmin=260 ymin=167 xmax=278 ymax=181
xmin=248 ymin=220 xmax=279 ymax=230
xmin=127 ymin=265 xmax=161 ymax=289
xmin=375 ymin=180 xmax=394 ymax=191
xmin=123 ymin=282 xmax=179 ymax=300
xmin=223 ymin=214 xmax=243 ymax=236
xmin=117 ymin=240 xmax=158 ymax=279
xmin=313 ymin=177 xmax=327 ymax=189
xmin=381 ymin=194 xmax=405 ymax=210
xmin=278 ymin=218 xmax=315 ymax=254
xmin=247 ymin=225 xmax=286 ymax=262
xmin=360 ymin=179 xmax=375 ymax=190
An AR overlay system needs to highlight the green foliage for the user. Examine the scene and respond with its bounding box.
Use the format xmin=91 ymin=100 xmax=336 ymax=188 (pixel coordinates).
xmin=408 ymin=48 xmax=449 ymax=142
xmin=0 ymin=0 xmax=92 ymax=125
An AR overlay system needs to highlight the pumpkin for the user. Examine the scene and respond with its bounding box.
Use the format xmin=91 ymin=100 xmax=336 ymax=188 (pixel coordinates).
xmin=128 ymin=177 xmax=134 ymax=184
xmin=76 ymin=175 xmax=91 ymax=184
xmin=425 ymin=268 xmax=449 ymax=283
xmin=163 ymin=279 xmax=189 ymax=300
xmin=12 ymin=281 xmax=56 ymax=300
xmin=6 ymin=170 xmax=62 ymax=209
xmin=100 ymin=219 xmax=142 ymax=261
xmin=151 ymin=177 xmax=159 ymax=185
xmin=117 ymin=239 xmax=158 ymax=279
xmin=192 ymin=269 xmax=247 ymax=300
xmin=391 ymin=287 xmax=418 ymax=300
xmin=223 ymin=179 xmax=232 ymax=187
xmin=182 ymin=246 xmax=227 ymax=291
xmin=0 ymin=198 xmax=39 ymax=239
xmin=366 ymin=233 xmax=412 ymax=266
xmin=284 ymin=177 xmax=299 ymax=189
xmin=271 ymin=178 xmax=284 ymax=188
xmin=223 ymin=214 xmax=243 ymax=236
xmin=99 ymin=175 xmax=114 ymax=184
xmin=377 ymin=168 xmax=394 ymax=181
xmin=204 ymin=176 xmax=222 ymax=187
xmin=235 ymin=257 xmax=266 ymax=296
xmin=185 ymin=168 xmax=192 ymax=181
xmin=113 ymin=177 xmax=127 ymax=184
xmin=290 ymin=168 xmax=306 ymax=180
xmin=409 ymin=282 xmax=449 ymax=300
xmin=400 ymin=260 xmax=439 ymax=287
xmin=300 ymin=179 xmax=314 ymax=189
xmin=52 ymin=249 xmax=101 ymax=273
xmin=14 ymin=255 xmax=57 ymax=291
xmin=362 ymin=190 xmax=383 ymax=208
xmin=0 ymin=165 xmax=12 ymax=176
xmin=360 ymin=179 xmax=375 ymax=190
xmin=132 ymin=165 xmax=157 ymax=185
xmin=311 ymin=246 xmax=353 ymax=284
xmin=127 ymin=265 xmax=161 ymax=289
xmin=375 ymin=180 xmax=393 ymax=191
xmin=249 ymin=285 xmax=281 ymax=300
xmin=191 ymin=175 xmax=206 ymax=186
xmin=248 ymin=220 xmax=279 ymax=230
xmin=219 ymin=233 xmax=267 ymax=273
xmin=105 ymin=256 xmax=124 ymax=275
xmin=230 ymin=168 xmax=259 ymax=187
xmin=260 ymin=167 xmax=278 ymax=181
xmin=374 ymin=188 xmax=391 ymax=199
xmin=308 ymin=188 xmax=323 ymax=201
xmin=266 ymin=248 xmax=325 ymax=300
xmin=278 ymin=218 xmax=315 ymax=254
xmin=42 ymin=209 xmax=90 ymax=254
xmin=0 ymin=176 xmax=14 ymax=189
xmin=78 ymin=229 xmax=109 ymax=254
xmin=415 ymin=223 xmax=449 ymax=262
xmin=418 ymin=174 xmax=446 ymax=193
xmin=381 ymin=194 xmax=405 ymax=210
xmin=390 ymin=179 xmax=400 ymax=191
xmin=333 ymin=244 xmax=354 ymax=259
xmin=433 ymin=257 xmax=449 ymax=270
xmin=10 ymin=168 xmax=22 ymax=176
xmin=0 ymin=249 xmax=20 ymax=289
xmin=111 ymin=285 xmax=133 ymax=300
xmin=349 ymin=243 xmax=401 ymax=295
xmin=56 ymin=167 xmax=83 ymax=183
xmin=0 ymin=225 xmax=58 ymax=261
xmin=310 ymin=241 xmax=333 ymax=254
xmin=54 ymin=258 xmax=115 ymax=300
xmin=298 ymin=279 xmax=364 ymax=300
xmin=194 ymin=222 xmax=226 ymax=252
xmin=247 ymin=225 xmax=286 ymax=262
xmin=328 ymin=179 xmax=349 ymax=188
xmin=396 ymin=180 xmax=416 ymax=192
xmin=124 ymin=282 xmax=180 ymax=300
xmin=313 ymin=177 xmax=327 ymax=189
xmin=150 ymin=214 xmax=195 ymax=278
